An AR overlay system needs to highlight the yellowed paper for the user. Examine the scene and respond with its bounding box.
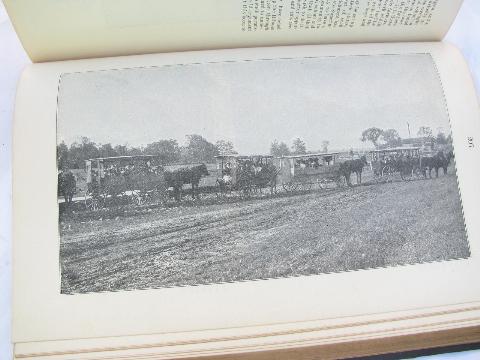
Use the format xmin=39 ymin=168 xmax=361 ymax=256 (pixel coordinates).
xmin=11 ymin=43 xmax=480 ymax=360
xmin=4 ymin=0 xmax=463 ymax=62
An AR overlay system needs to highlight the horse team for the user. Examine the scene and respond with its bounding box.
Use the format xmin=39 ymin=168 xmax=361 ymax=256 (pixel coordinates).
xmin=58 ymin=149 xmax=455 ymax=209
xmin=421 ymin=150 xmax=454 ymax=178
xmin=164 ymin=164 xmax=210 ymax=201
xmin=339 ymin=150 xmax=454 ymax=187
xmin=141 ymin=149 xmax=455 ymax=201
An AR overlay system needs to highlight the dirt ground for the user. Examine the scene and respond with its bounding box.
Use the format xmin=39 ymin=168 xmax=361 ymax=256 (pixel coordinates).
xmin=60 ymin=174 xmax=470 ymax=294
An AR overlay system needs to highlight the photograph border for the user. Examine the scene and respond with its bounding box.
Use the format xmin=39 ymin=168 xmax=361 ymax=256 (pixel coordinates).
xmin=55 ymin=52 xmax=471 ymax=294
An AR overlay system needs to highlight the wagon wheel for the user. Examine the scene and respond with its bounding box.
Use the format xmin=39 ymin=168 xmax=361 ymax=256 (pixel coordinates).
xmin=131 ymin=190 xmax=146 ymax=206
xmin=380 ymin=165 xmax=394 ymax=182
xmin=335 ymin=176 xmax=346 ymax=188
xmin=301 ymin=182 xmax=313 ymax=191
xmin=241 ymin=184 xmax=253 ymax=197
xmin=282 ymin=182 xmax=298 ymax=192
xmin=317 ymin=179 xmax=327 ymax=190
xmin=84 ymin=189 xmax=104 ymax=211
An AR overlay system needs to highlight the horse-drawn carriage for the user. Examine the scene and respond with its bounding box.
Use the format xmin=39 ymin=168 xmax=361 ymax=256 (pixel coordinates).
xmin=215 ymin=154 xmax=277 ymax=195
xmin=275 ymin=152 xmax=345 ymax=191
xmin=369 ymin=146 xmax=423 ymax=182
xmin=84 ymin=155 xmax=166 ymax=210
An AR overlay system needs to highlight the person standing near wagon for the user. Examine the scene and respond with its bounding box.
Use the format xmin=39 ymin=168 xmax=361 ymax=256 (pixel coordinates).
xmin=223 ymin=162 xmax=232 ymax=184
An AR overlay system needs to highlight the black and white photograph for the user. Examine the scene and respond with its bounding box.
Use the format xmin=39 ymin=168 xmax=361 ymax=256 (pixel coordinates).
xmin=57 ymin=54 xmax=470 ymax=294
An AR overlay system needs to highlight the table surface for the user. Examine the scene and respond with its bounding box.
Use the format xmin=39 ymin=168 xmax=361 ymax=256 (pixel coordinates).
xmin=1 ymin=2 xmax=479 ymax=359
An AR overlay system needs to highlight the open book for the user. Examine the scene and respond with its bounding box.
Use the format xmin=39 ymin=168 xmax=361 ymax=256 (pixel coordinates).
xmin=6 ymin=0 xmax=480 ymax=359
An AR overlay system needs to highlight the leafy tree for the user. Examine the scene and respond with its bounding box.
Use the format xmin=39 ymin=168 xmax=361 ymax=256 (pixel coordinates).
xmin=381 ymin=129 xmax=402 ymax=148
xmin=361 ymin=127 xmax=384 ymax=148
xmin=68 ymin=137 xmax=100 ymax=168
xmin=98 ymin=143 xmax=118 ymax=158
xmin=144 ymin=139 xmax=181 ymax=164
xmin=215 ymin=140 xmax=236 ymax=155
xmin=447 ymin=133 xmax=453 ymax=144
xmin=270 ymin=140 xmax=279 ymax=156
xmin=291 ymin=138 xmax=307 ymax=155
xmin=321 ymin=140 xmax=330 ymax=153
xmin=417 ymin=126 xmax=433 ymax=139
xmin=127 ymin=147 xmax=143 ymax=156
xmin=184 ymin=134 xmax=218 ymax=163
xmin=436 ymin=132 xmax=448 ymax=145
xmin=114 ymin=144 xmax=129 ymax=156
xmin=270 ymin=140 xmax=290 ymax=157
xmin=57 ymin=141 xmax=70 ymax=169
xmin=278 ymin=142 xmax=290 ymax=156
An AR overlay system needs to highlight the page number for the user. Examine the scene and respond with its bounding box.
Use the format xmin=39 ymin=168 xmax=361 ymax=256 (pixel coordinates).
xmin=468 ymin=137 xmax=475 ymax=148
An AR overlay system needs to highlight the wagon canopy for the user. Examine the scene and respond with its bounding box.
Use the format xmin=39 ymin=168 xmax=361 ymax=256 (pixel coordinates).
xmin=370 ymin=146 xmax=421 ymax=162
xmin=278 ymin=152 xmax=341 ymax=169
xmin=281 ymin=152 xmax=340 ymax=161
xmin=214 ymin=154 xmax=273 ymax=161
xmin=281 ymin=152 xmax=340 ymax=158
xmin=215 ymin=154 xmax=273 ymax=182
xmin=215 ymin=154 xmax=273 ymax=169
xmin=86 ymin=154 xmax=160 ymax=163
xmin=275 ymin=152 xmax=342 ymax=183
xmin=85 ymin=155 xmax=163 ymax=184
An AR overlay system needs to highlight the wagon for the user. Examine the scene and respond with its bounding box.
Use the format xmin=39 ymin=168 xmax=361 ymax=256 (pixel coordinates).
xmin=369 ymin=146 xmax=423 ymax=182
xmin=275 ymin=152 xmax=344 ymax=192
xmin=215 ymin=154 xmax=275 ymax=195
xmin=84 ymin=155 xmax=166 ymax=210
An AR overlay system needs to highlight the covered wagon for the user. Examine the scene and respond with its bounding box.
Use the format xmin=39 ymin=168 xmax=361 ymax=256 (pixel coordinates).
xmin=84 ymin=155 xmax=166 ymax=210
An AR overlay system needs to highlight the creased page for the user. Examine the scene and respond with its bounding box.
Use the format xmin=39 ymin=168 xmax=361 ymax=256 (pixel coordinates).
xmin=4 ymin=0 xmax=463 ymax=62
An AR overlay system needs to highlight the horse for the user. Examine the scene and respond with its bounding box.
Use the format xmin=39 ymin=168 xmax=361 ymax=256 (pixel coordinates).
xmin=421 ymin=150 xmax=453 ymax=178
xmin=58 ymin=170 xmax=76 ymax=206
xmin=394 ymin=155 xmax=421 ymax=179
xmin=164 ymin=163 xmax=209 ymax=201
xmin=339 ymin=156 xmax=367 ymax=186
xmin=439 ymin=150 xmax=454 ymax=175
xmin=252 ymin=163 xmax=280 ymax=195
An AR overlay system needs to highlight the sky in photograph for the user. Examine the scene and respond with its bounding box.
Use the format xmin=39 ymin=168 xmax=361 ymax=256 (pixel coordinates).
xmin=57 ymin=53 xmax=450 ymax=154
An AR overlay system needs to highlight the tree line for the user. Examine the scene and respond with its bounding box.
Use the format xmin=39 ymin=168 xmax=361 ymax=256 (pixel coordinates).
xmin=58 ymin=134 xmax=329 ymax=170
xmin=270 ymin=138 xmax=330 ymax=157
xmin=360 ymin=126 xmax=452 ymax=149
xmin=57 ymin=135 xmax=237 ymax=169
xmin=58 ymin=126 xmax=450 ymax=170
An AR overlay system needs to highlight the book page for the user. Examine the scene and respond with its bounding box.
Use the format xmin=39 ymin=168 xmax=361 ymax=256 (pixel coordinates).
xmin=11 ymin=42 xmax=480 ymax=356
xmin=4 ymin=0 xmax=463 ymax=62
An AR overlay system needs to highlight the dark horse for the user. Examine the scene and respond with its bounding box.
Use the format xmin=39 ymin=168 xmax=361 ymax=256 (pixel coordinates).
xmin=422 ymin=150 xmax=453 ymax=178
xmin=339 ymin=156 xmax=368 ymax=186
xmin=252 ymin=163 xmax=280 ymax=195
xmin=58 ymin=170 xmax=76 ymax=206
xmin=164 ymin=163 xmax=209 ymax=201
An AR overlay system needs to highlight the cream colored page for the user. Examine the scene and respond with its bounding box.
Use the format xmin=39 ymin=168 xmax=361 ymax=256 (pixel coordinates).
xmin=4 ymin=0 xmax=463 ymax=62
xmin=12 ymin=42 xmax=480 ymax=347
xmin=13 ymin=304 xmax=480 ymax=358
